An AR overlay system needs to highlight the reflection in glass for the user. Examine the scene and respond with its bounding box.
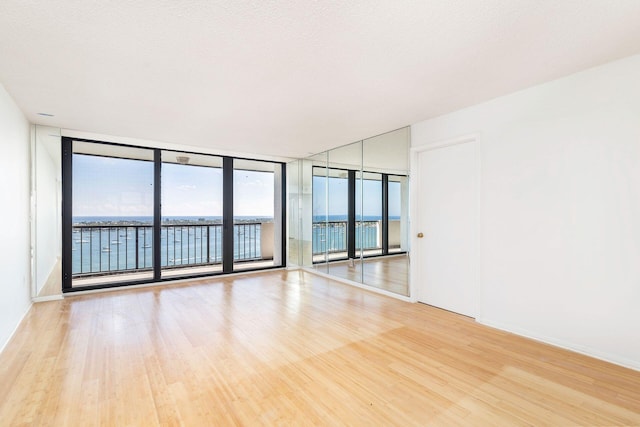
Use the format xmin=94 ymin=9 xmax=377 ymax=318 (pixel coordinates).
xmin=362 ymin=128 xmax=410 ymax=295
xmin=388 ymin=175 xmax=409 ymax=254
xmin=311 ymin=160 xmax=328 ymax=272
xmin=33 ymin=125 xmax=62 ymax=297
xmin=300 ymin=158 xmax=315 ymax=267
xmin=314 ymin=169 xmax=349 ymax=261
xmin=325 ymin=141 xmax=361 ymax=280
xmin=287 ymin=160 xmax=302 ymax=267
xmin=302 ymin=127 xmax=410 ymax=297
xmin=357 ymin=172 xmax=382 ymax=257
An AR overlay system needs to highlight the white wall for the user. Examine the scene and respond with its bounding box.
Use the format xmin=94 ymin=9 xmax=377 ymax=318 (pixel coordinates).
xmin=411 ymin=54 xmax=640 ymax=370
xmin=0 ymin=84 xmax=32 ymax=351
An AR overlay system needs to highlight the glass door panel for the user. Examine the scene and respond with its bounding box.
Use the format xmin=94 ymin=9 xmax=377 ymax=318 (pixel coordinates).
xmin=71 ymin=142 xmax=154 ymax=287
xmin=233 ymin=159 xmax=283 ymax=271
xmin=160 ymin=151 xmax=223 ymax=279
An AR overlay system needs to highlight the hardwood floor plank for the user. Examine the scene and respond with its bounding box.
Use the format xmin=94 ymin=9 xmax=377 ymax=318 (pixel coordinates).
xmin=0 ymin=270 xmax=639 ymax=426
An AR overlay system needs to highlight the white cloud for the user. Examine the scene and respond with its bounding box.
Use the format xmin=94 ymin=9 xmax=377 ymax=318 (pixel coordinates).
xmin=176 ymin=184 xmax=197 ymax=191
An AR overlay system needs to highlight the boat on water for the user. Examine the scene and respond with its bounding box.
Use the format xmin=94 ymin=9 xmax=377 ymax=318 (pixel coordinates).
xmin=101 ymin=247 xmax=111 ymax=253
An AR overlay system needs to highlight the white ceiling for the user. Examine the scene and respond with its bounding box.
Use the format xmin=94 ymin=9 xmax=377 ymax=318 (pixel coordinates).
xmin=2 ymin=1 xmax=640 ymax=159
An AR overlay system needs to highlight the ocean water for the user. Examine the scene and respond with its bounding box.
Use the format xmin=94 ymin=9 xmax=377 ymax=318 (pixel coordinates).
xmin=72 ymin=216 xmax=266 ymax=274
xmin=73 ymin=215 xmax=272 ymax=224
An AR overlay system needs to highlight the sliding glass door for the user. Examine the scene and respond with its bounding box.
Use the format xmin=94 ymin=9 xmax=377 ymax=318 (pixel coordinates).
xmin=69 ymin=142 xmax=155 ymax=287
xmin=62 ymin=138 xmax=285 ymax=291
xmin=161 ymin=151 xmax=224 ymax=279
xmin=233 ymin=159 xmax=283 ymax=271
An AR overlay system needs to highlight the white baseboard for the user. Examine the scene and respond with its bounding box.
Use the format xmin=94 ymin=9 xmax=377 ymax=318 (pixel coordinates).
xmin=32 ymin=294 xmax=64 ymax=303
xmin=302 ymin=267 xmax=413 ymax=302
xmin=0 ymin=302 xmax=33 ymax=355
xmin=478 ymin=318 xmax=640 ymax=372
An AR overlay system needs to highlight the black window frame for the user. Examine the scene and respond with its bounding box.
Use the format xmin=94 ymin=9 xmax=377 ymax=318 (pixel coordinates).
xmin=62 ymin=137 xmax=286 ymax=292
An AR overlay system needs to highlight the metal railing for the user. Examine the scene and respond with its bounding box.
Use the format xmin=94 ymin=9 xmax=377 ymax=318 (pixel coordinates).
xmin=234 ymin=223 xmax=261 ymax=263
xmin=312 ymin=220 xmax=380 ymax=255
xmin=72 ymin=222 xmax=264 ymax=277
xmin=162 ymin=224 xmax=223 ymax=267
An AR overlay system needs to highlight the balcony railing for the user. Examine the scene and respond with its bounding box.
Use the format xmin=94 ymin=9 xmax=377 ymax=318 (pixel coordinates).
xmin=312 ymin=220 xmax=381 ymax=255
xmin=72 ymin=222 xmax=267 ymax=277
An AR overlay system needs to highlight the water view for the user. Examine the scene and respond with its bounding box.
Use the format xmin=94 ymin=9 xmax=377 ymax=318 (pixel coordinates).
xmin=72 ymin=216 xmax=270 ymax=275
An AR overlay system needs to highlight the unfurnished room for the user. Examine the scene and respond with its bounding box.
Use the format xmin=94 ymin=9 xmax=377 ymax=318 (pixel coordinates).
xmin=1 ymin=1 xmax=639 ymax=425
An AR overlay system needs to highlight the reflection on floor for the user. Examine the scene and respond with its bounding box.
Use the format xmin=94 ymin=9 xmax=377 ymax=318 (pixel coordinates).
xmin=315 ymin=254 xmax=409 ymax=296
xmin=37 ymin=257 xmax=62 ymax=298
xmin=312 ymin=248 xmax=404 ymax=263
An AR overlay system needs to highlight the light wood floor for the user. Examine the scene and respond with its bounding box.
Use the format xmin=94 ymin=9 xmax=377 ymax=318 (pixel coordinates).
xmin=37 ymin=257 xmax=62 ymax=297
xmin=1 ymin=270 xmax=639 ymax=426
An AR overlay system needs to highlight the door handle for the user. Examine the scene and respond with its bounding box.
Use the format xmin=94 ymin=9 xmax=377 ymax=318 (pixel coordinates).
xmin=417 ymin=232 xmax=424 ymax=238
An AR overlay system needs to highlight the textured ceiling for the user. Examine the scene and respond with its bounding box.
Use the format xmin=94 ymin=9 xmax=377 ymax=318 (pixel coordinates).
xmin=1 ymin=1 xmax=640 ymax=159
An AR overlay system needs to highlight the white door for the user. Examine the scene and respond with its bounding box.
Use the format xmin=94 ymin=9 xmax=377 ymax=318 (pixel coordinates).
xmin=417 ymin=140 xmax=478 ymax=317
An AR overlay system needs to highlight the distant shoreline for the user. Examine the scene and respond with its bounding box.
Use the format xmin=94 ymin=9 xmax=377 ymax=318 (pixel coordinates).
xmin=73 ymin=216 xmax=271 ymax=226
xmin=73 ymin=215 xmax=401 ymax=226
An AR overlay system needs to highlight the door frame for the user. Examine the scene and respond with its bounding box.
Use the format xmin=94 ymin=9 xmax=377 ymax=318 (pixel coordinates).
xmin=409 ymin=133 xmax=482 ymax=319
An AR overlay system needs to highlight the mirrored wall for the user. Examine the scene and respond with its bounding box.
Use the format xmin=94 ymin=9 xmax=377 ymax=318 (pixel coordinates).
xmin=288 ymin=127 xmax=410 ymax=296
xmin=32 ymin=125 xmax=62 ymax=298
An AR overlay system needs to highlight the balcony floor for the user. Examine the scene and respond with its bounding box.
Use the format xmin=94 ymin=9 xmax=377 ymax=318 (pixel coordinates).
xmin=72 ymin=260 xmax=277 ymax=288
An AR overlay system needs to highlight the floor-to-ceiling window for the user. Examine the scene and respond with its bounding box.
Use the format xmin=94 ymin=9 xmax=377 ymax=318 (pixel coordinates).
xmin=62 ymin=138 xmax=285 ymax=292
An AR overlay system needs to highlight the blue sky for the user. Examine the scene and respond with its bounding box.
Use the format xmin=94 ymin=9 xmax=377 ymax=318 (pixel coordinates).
xmin=73 ymin=155 xmax=401 ymax=219
xmin=312 ymin=176 xmax=402 ymax=217
xmin=73 ymin=155 xmax=275 ymax=217
xmin=73 ymin=156 xmax=154 ymax=217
